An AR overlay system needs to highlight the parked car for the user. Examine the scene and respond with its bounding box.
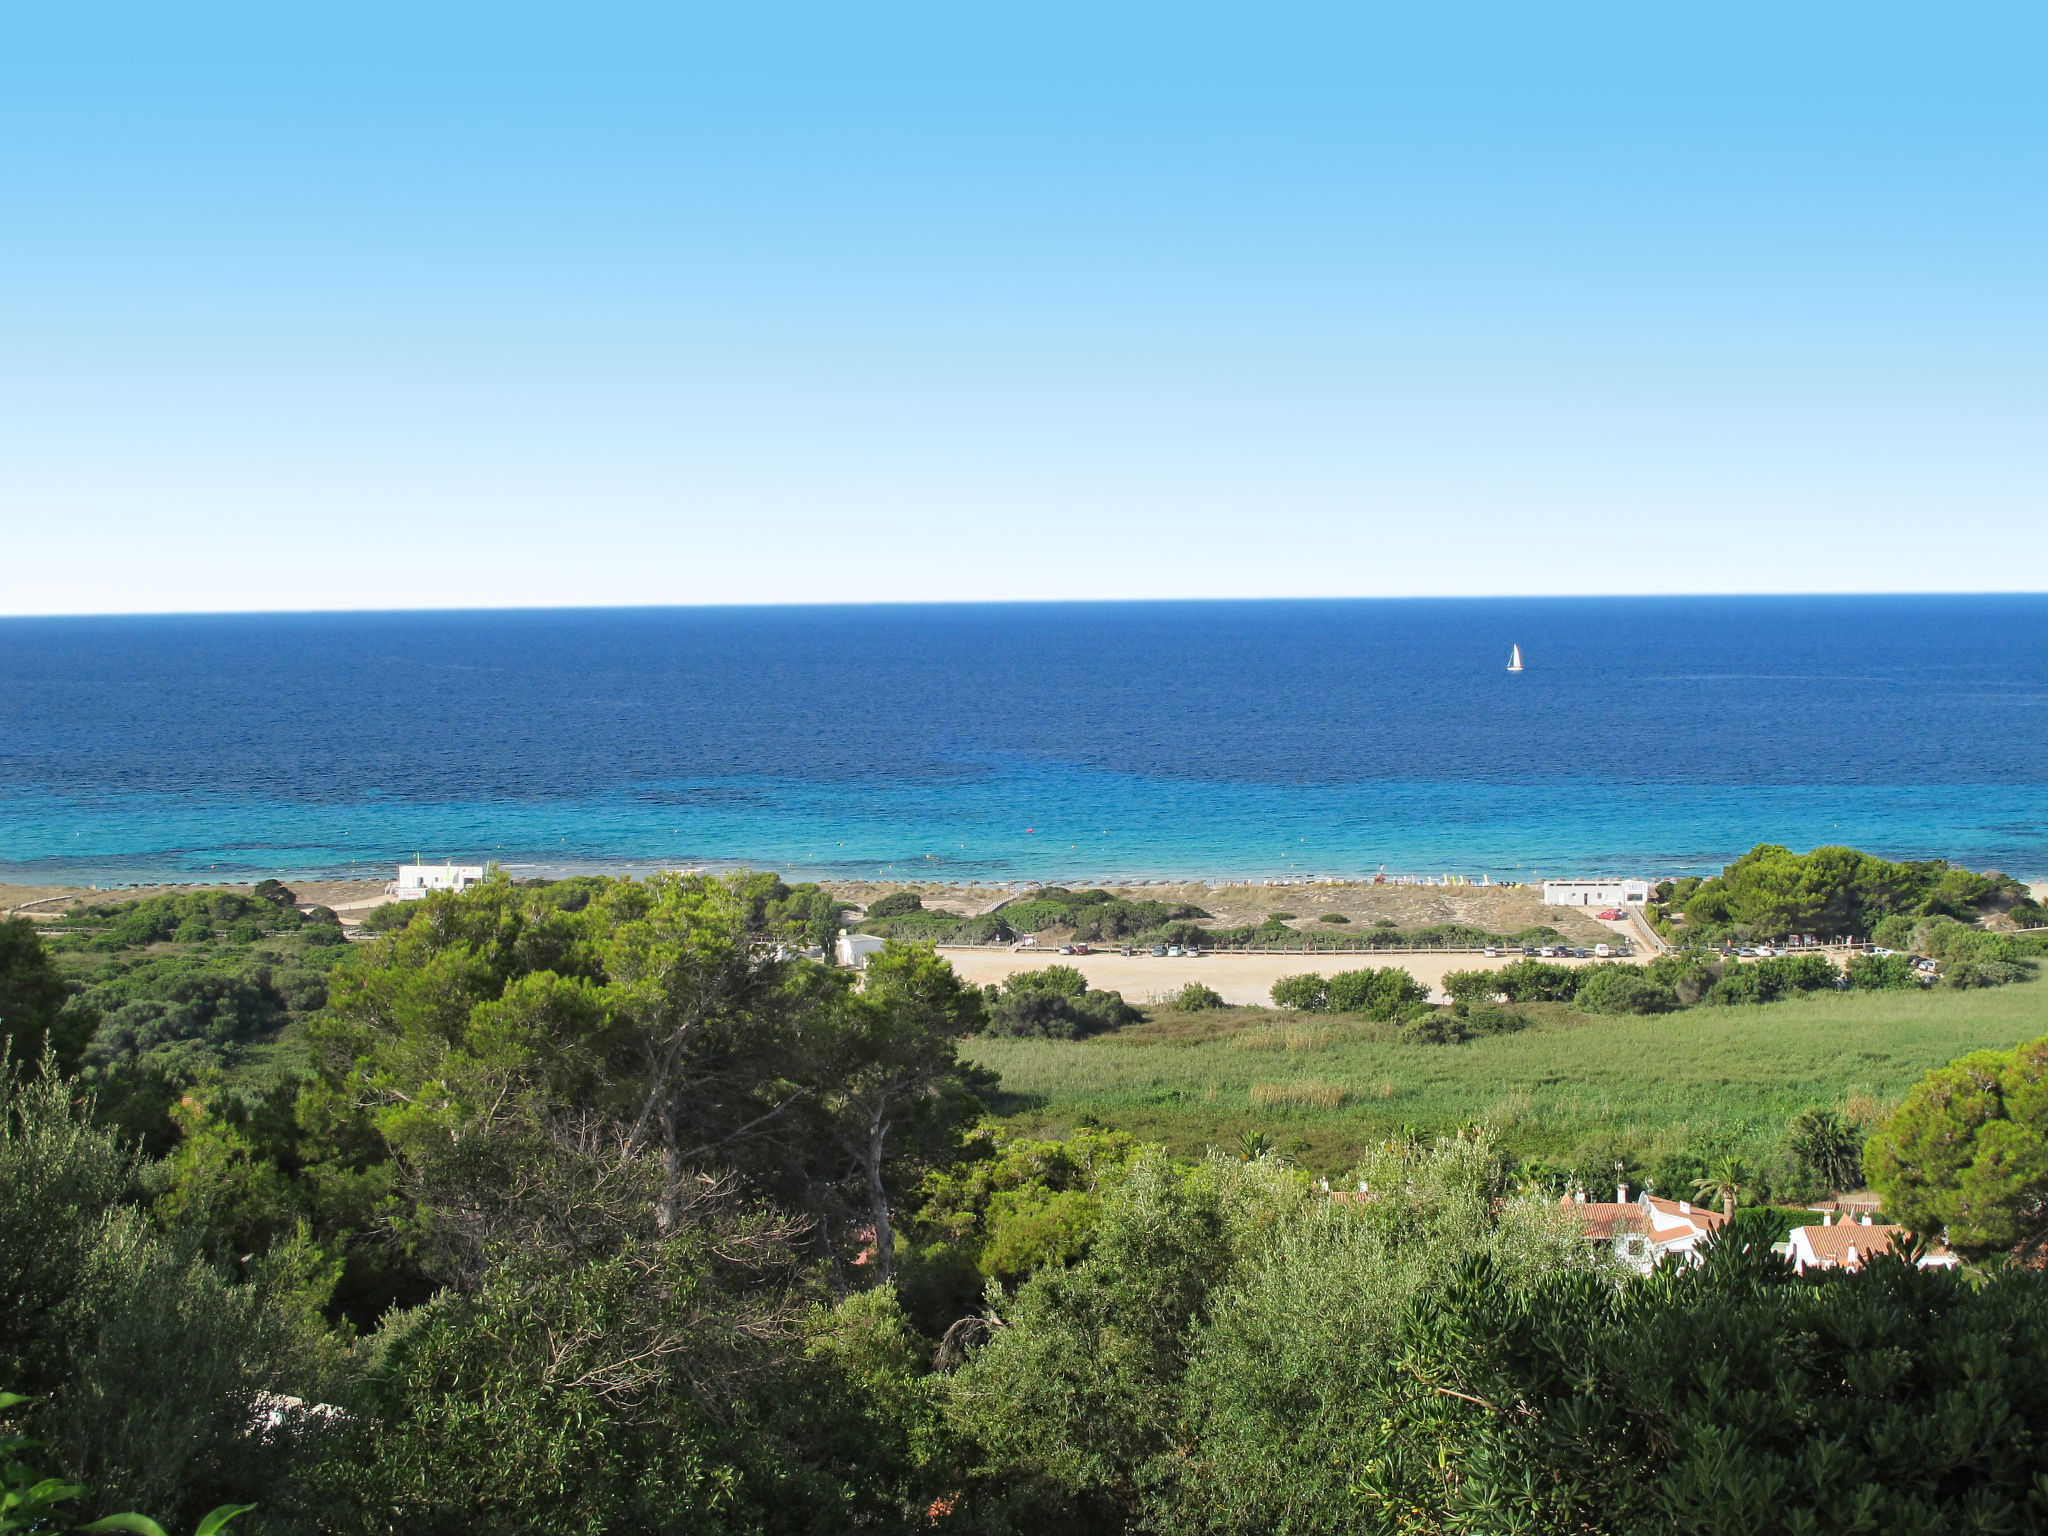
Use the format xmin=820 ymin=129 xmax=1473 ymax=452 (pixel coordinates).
xmin=1596 ymin=908 xmax=1623 ymax=920
xmin=1593 ymin=943 xmax=1612 ymax=957
xmin=1571 ymin=947 xmax=1588 ymax=958
xmin=1167 ymin=945 xmax=1184 ymax=957
xmin=1072 ymin=943 xmax=1090 ymax=955
xmin=1522 ymin=946 xmax=1540 ymax=957
xmin=1151 ymin=944 xmax=1168 ymax=957
xmin=1538 ymin=946 xmax=1558 ymax=957
xmin=1483 ymin=945 xmax=1501 ymax=957
xmin=1058 ymin=944 xmax=1075 ymax=955
xmin=1120 ymin=945 xmax=1134 ymax=957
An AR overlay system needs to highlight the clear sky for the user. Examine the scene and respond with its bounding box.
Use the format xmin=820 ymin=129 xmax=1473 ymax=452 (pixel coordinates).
xmin=3 ymin=4 xmax=2043 ymax=614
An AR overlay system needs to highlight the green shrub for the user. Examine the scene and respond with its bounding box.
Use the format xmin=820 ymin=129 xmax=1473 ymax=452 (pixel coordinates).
xmin=1493 ymin=958 xmax=1580 ymax=1004
xmin=1846 ymin=952 xmax=1920 ymax=990
xmin=1004 ymin=966 xmax=1088 ymax=999
xmin=0 ymin=1062 xmax=339 ymax=1528
xmin=1439 ymin=969 xmax=1502 ymax=1007
xmin=1173 ymin=983 xmax=1225 ymax=1012
xmin=1460 ymin=1002 xmax=1528 ymax=1036
xmin=1269 ymin=974 xmax=1325 ymax=1011
xmin=1947 ymin=958 xmax=2035 ymax=988
xmin=1322 ymin=967 xmax=1427 ymax=1020
xmin=1316 ymin=913 xmax=1350 ymax=925
xmin=985 ymin=970 xmax=1138 ymax=1038
xmin=1702 ymin=953 xmax=1838 ymax=1007
xmin=359 ymin=900 xmax=414 ymax=933
xmin=863 ymin=891 xmax=923 ymax=919
xmin=0 ymin=919 xmax=85 ymax=1075
xmin=1573 ymin=963 xmax=1676 ymax=1015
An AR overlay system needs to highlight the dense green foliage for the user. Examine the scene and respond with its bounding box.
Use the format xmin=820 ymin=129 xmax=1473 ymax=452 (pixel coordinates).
xmin=2 ymin=900 xmax=351 ymax=1157
xmin=0 ymin=920 xmax=81 ymax=1075
xmin=12 ymin=870 xmax=2048 ymax=1534
xmin=0 ymin=1061 xmax=339 ymax=1530
xmin=865 ymin=891 xmax=926 ymax=920
xmin=1264 ymin=966 xmax=1427 ymax=1018
xmin=1659 ymin=843 xmax=2024 ymax=942
xmin=993 ymin=887 xmax=1212 ymax=944
xmin=1865 ymin=1031 xmax=2048 ymax=1258
xmin=982 ymin=966 xmax=1139 ymax=1039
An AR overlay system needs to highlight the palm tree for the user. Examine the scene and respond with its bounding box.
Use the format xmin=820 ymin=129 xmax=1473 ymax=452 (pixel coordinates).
xmin=1237 ymin=1129 xmax=1274 ymax=1162
xmin=1693 ymin=1156 xmax=1753 ymax=1220
xmin=1787 ymin=1108 xmax=1865 ymax=1195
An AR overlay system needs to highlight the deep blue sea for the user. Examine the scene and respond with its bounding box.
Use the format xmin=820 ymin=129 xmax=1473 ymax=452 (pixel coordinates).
xmin=3 ymin=597 xmax=2045 ymax=886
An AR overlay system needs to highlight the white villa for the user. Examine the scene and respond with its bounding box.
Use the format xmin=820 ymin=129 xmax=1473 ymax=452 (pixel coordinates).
xmin=1542 ymin=878 xmax=1652 ymax=908
xmin=1565 ymin=1187 xmax=1728 ymax=1274
xmin=386 ymin=863 xmax=487 ymax=901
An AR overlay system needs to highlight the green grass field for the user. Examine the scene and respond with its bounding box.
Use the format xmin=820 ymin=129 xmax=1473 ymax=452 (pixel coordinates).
xmin=962 ymin=977 xmax=2048 ymax=1172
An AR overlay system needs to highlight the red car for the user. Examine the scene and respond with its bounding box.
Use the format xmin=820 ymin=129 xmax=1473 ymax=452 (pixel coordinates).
xmin=1595 ymin=908 xmax=1623 ymax=920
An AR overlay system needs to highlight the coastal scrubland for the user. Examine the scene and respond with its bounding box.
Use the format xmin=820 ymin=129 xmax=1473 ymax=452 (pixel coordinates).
xmin=6 ymin=862 xmax=2048 ymax=1534
xmin=967 ymin=976 xmax=2048 ymax=1179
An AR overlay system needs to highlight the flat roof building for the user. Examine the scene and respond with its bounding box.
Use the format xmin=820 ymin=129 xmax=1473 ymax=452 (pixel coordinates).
xmin=1542 ymin=878 xmax=1651 ymax=908
xmin=387 ymin=863 xmax=487 ymax=901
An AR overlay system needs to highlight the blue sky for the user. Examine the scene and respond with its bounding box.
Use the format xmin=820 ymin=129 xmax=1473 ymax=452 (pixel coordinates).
xmin=3 ymin=3 xmax=2043 ymax=613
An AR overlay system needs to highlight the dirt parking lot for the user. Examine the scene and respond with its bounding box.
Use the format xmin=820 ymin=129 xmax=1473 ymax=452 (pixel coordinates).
xmin=938 ymin=941 xmax=1636 ymax=1006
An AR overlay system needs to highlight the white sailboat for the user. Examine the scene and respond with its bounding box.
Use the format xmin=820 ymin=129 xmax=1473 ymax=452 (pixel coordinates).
xmin=1507 ymin=644 xmax=1524 ymax=673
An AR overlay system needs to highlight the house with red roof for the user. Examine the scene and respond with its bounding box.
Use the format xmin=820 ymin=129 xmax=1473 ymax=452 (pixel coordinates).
xmin=1561 ymin=1185 xmax=1728 ymax=1273
xmin=1785 ymin=1211 xmax=1956 ymax=1273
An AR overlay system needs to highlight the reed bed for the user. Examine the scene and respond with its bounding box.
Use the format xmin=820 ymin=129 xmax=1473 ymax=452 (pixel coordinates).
xmin=1249 ymin=1077 xmax=1348 ymax=1111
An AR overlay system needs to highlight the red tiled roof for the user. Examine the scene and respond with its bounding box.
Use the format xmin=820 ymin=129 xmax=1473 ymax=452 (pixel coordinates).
xmin=1566 ymin=1202 xmax=1649 ymax=1241
xmin=1643 ymin=1194 xmax=1729 ymax=1231
xmin=1792 ymin=1222 xmax=1907 ymax=1269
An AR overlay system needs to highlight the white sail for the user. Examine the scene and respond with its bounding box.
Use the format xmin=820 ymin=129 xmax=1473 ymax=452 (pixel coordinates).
xmin=1508 ymin=644 xmax=1523 ymax=672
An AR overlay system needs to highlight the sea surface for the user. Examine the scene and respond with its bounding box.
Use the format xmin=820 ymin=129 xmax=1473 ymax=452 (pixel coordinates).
xmin=3 ymin=597 xmax=2045 ymax=887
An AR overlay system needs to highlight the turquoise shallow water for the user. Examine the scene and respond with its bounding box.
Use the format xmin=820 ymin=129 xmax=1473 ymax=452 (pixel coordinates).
xmin=3 ymin=597 xmax=2045 ymax=884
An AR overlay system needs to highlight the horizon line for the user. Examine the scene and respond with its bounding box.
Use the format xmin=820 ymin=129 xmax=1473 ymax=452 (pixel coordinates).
xmin=5 ymin=590 xmax=2047 ymax=622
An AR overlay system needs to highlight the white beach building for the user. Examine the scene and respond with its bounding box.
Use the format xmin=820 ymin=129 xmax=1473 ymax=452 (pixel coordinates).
xmin=835 ymin=932 xmax=888 ymax=968
xmin=387 ymin=863 xmax=487 ymax=901
xmin=1542 ymin=878 xmax=1651 ymax=908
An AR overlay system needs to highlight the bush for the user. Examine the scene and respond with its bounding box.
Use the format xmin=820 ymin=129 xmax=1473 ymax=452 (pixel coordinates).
xmin=1323 ymin=967 xmax=1427 ymax=1020
xmin=0 ymin=1061 xmax=339 ymax=1528
xmin=1702 ymin=953 xmax=1839 ymax=1007
xmin=0 ymin=919 xmax=83 ymax=1074
xmin=864 ymin=891 xmax=924 ymax=919
xmin=1440 ymin=969 xmax=1502 ymax=1007
xmin=1316 ymin=913 xmax=1350 ymax=925
xmin=1269 ymin=974 xmax=1325 ymax=1011
xmin=1004 ymin=966 xmax=1088 ymax=999
xmin=1572 ymin=963 xmax=1676 ymax=1015
xmin=1493 ymin=958 xmax=1580 ymax=1004
xmin=361 ymin=900 xmax=417 ymax=934
xmin=1460 ymin=1002 xmax=1527 ymax=1036
xmin=1845 ymin=952 xmax=1920 ymax=990
xmin=1947 ymin=958 xmax=2034 ymax=988
xmin=1173 ymin=983 xmax=1225 ymax=1012
xmin=984 ymin=971 xmax=1139 ymax=1039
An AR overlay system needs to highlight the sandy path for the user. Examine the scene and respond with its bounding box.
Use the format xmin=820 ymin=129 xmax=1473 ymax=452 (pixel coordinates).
xmin=937 ymin=946 xmax=1632 ymax=1006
